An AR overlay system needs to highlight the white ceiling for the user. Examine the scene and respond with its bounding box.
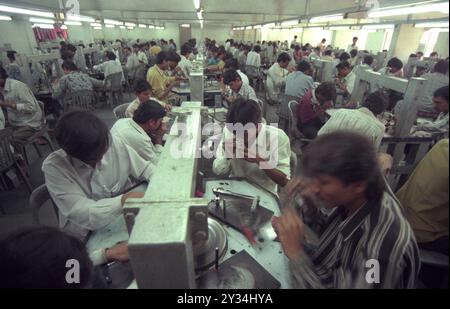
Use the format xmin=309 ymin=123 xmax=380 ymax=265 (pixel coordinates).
xmin=1 ymin=0 xmax=448 ymax=25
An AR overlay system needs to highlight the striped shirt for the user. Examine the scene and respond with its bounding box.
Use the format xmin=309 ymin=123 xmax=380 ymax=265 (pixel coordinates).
xmin=290 ymin=191 xmax=420 ymax=289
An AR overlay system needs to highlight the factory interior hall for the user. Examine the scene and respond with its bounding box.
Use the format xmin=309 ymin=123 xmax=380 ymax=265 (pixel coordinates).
xmin=0 ymin=0 xmax=449 ymax=290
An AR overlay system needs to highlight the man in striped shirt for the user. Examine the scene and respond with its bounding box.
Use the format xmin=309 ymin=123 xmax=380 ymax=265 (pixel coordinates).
xmin=273 ymin=131 xmax=419 ymax=289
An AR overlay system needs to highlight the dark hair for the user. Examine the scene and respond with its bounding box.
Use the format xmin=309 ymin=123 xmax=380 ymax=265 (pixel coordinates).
xmin=324 ymin=50 xmax=333 ymax=56
xmin=336 ymin=61 xmax=351 ymax=70
xmin=67 ymin=44 xmax=77 ymax=53
xmin=133 ymin=79 xmax=151 ymax=93
xmin=409 ymin=54 xmax=418 ymax=58
xmin=301 ymin=131 xmax=386 ymax=201
xmin=156 ymin=51 xmax=168 ymax=64
xmin=150 ymin=41 xmax=156 ymax=46
xmin=387 ymin=57 xmax=403 ymax=70
xmin=316 ymin=81 xmax=337 ymax=101
xmin=277 ymin=52 xmax=292 ymax=63
xmin=226 ymin=98 xmax=262 ymax=125
xmin=339 ymin=52 xmax=351 ymax=62
xmin=433 ymin=60 xmax=449 ymax=75
xmin=224 ymin=58 xmax=239 ymax=70
xmin=133 ymin=100 xmax=166 ymax=124
xmin=61 ymin=60 xmax=79 ymax=71
xmin=105 ymin=51 xmax=116 ymax=61
xmin=55 ymin=111 xmax=110 ymax=163
xmin=181 ymin=44 xmax=193 ymax=56
xmin=353 ymin=37 xmax=358 ymax=41
xmin=0 ymin=66 xmax=8 ymax=79
xmin=167 ymin=51 xmax=181 ymax=63
xmin=350 ymin=49 xmax=358 ymax=58
xmin=322 ymin=38 xmax=327 ymax=43
xmin=417 ymin=51 xmax=424 ymax=55
xmin=0 ymin=227 xmax=93 ymax=289
xmin=362 ymin=91 xmax=388 ymax=116
xmin=430 ymin=52 xmax=439 ymax=57
xmin=297 ymin=60 xmax=311 ymax=73
xmin=223 ymin=69 xmax=241 ymax=84
xmin=434 ymin=85 xmax=449 ymax=102
xmin=61 ymin=50 xmax=75 ymax=61
xmin=6 ymin=50 xmax=17 ymax=62
xmin=363 ymin=55 xmax=374 ymax=66
xmin=253 ymin=45 xmax=261 ymax=53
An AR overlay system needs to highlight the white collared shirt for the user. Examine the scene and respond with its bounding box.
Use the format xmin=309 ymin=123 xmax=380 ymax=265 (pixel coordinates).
xmin=246 ymin=51 xmax=261 ymax=67
xmin=111 ymin=118 xmax=164 ymax=164
xmin=342 ymin=71 xmax=356 ymax=95
xmin=318 ymin=107 xmax=386 ymax=149
xmin=125 ymin=53 xmax=140 ymax=77
xmin=213 ymin=124 xmax=291 ymax=195
xmin=137 ymin=51 xmax=148 ymax=65
xmin=94 ymin=60 xmax=124 ymax=79
xmin=267 ymin=62 xmax=289 ymax=100
xmin=125 ymin=97 xmax=166 ymax=118
xmin=237 ymin=70 xmax=250 ymax=85
xmin=1 ymin=78 xmax=42 ymax=129
xmin=178 ymin=55 xmax=193 ymax=78
xmin=42 ymin=136 xmax=155 ymax=240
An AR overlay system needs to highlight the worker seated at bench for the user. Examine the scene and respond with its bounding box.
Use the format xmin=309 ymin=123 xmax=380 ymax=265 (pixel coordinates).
xmin=42 ymin=111 xmax=155 ymax=266
xmin=213 ymin=98 xmax=291 ymax=195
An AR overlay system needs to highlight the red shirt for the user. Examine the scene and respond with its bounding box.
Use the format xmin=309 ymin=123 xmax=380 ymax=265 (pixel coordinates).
xmin=296 ymin=89 xmax=318 ymax=124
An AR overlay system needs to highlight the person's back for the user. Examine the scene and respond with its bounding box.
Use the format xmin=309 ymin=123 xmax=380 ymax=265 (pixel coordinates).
xmin=60 ymin=71 xmax=94 ymax=93
xmin=397 ymin=139 xmax=449 ymax=249
xmin=419 ymin=62 xmax=449 ymax=114
xmin=285 ymin=70 xmax=314 ymax=98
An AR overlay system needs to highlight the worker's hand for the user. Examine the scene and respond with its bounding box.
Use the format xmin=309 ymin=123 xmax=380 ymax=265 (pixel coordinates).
xmin=243 ymin=146 xmax=266 ymax=164
xmin=272 ymin=207 xmax=305 ymax=260
xmin=0 ymin=100 xmax=16 ymax=109
xmin=105 ymin=242 xmax=130 ymax=263
xmin=164 ymin=104 xmax=173 ymax=112
xmin=176 ymin=76 xmax=188 ymax=82
xmin=223 ymin=138 xmax=237 ymax=158
xmin=152 ymin=122 xmax=168 ymax=145
xmin=287 ymin=177 xmax=320 ymax=206
xmin=121 ymin=192 xmax=145 ymax=206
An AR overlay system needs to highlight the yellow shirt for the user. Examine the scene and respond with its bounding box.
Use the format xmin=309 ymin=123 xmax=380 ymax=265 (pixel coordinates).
xmin=150 ymin=46 xmax=162 ymax=56
xmin=217 ymin=60 xmax=225 ymax=71
xmin=146 ymin=65 xmax=175 ymax=103
xmin=397 ymin=139 xmax=449 ymax=243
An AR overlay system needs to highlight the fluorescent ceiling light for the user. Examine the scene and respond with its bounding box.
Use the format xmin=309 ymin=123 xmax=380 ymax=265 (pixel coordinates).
xmin=93 ymin=26 xmax=102 ymax=30
xmin=281 ymin=19 xmax=299 ymax=26
xmin=200 ymin=19 xmax=204 ymax=29
xmin=104 ymin=19 xmax=123 ymax=26
xmin=139 ymin=24 xmax=147 ymax=28
xmin=60 ymin=25 xmax=67 ymax=30
xmin=32 ymin=23 xmax=54 ymax=29
xmin=119 ymin=25 xmax=126 ymax=29
xmin=0 ymin=15 xmax=12 ymax=21
xmin=329 ymin=26 xmax=350 ymax=30
xmin=127 ymin=26 xmax=134 ymax=30
xmin=263 ymin=23 xmax=276 ymax=28
xmin=0 ymin=4 xmax=54 ymax=18
xmin=67 ymin=15 xmax=95 ymax=23
xmin=253 ymin=25 xmax=262 ymax=29
xmin=125 ymin=22 xmax=136 ymax=27
xmin=105 ymin=24 xmax=115 ymax=28
xmin=156 ymin=26 xmax=165 ymax=30
xmin=64 ymin=21 xmax=82 ymax=26
xmin=369 ymin=2 xmax=449 ymax=18
xmin=439 ymin=28 xmax=449 ymax=32
xmin=246 ymin=26 xmax=253 ymax=30
xmin=307 ymin=27 xmax=324 ymax=31
xmin=149 ymin=25 xmax=155 ymax=29
xmin=181 ymin=24 xmax=191 ymax=28
xmin=194 ymin=0 xmax=201 ymax=10
xmin=91 ymin=23 xmax=102 ymax=27
xmin=29 ymin=17 xmax=54 ymax=24
xmin=310 ymin=14 xmax=344 ymax=23
xmin=415 ymin=21 xmax=449 ymax=28
xmin=362 ymin=24 xmax=395 ymax=30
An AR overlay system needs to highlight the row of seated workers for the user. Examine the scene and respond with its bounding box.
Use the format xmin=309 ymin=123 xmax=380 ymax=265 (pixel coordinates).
xmin=0 ymin=36 xmax=448 ymax=289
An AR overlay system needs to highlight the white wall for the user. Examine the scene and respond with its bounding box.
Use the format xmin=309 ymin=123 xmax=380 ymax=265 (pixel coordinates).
xmin=302 ymin=29 xmax=332 ymax=47
xmin=192 ymin=24 xmax=231 ymax=45
xmin=393 ymin=24 xmax=425 ymax=63
xmin=0 ymin=18 xmax=37 ymax=55
xmin=333 ymin=30 xmax=368 ymax=51
xmin=67 ymin=24 xmax=94 ymax=45
xmin=365 ymin=31 xmax=386 ymax=53
xmin=434 ymin=31 xmax=449 ymax=58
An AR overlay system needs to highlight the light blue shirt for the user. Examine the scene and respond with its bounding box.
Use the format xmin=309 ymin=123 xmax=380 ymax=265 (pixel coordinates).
xmin=285 ymin=71 xmax=314 ymax=99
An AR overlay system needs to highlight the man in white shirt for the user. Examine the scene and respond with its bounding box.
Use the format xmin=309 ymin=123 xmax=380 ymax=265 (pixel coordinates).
xmin=213 ymin=99 xmax=291 ymax=195
xmin=178 ymin=45 xmax=194 ymax=78
xmin=335 ymin=61 xmax=356 ymax=106
xmin=0 ymin=67 xmax=43 ymax=146
xmin=347 ymin=37 xmax=359 ymax=53
xmin=418 ymin=60 xmax=449 ymax=115
xmin=285 ymin=61 xmax=314 ymax=99
xmin=224 ymin=58 xmax=249 ymax=85
xmin=267 ymin=53 xmax=292 ymax=102
xmin=93 ymin=51 xmax=124 ymax=80
xmin=137 ymin=45 xmax=149 ymax=66
xmin=125 ymin=80 xmax=169 ymax=118
xmin=124 ymin=46 xmax=140 ymax=79
xmin=319 ymin=91 xmax=388 ymax=149
xmin=112 ymin=100 xmax=167 ymax=164
xmin=238 ymin=46 xmax=251 ymax=71
xmin=246 ymin=45 xmax=262 ymax=68
xmin=43 ymin=111 xmax=155 ymax=265
xmin=414 ymin=86 xmax=449 ymax=134
xmin=291 ymin=36 xmax=299 ymax=47
xmin=222 ymin=69 xmax=258 ymax=105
